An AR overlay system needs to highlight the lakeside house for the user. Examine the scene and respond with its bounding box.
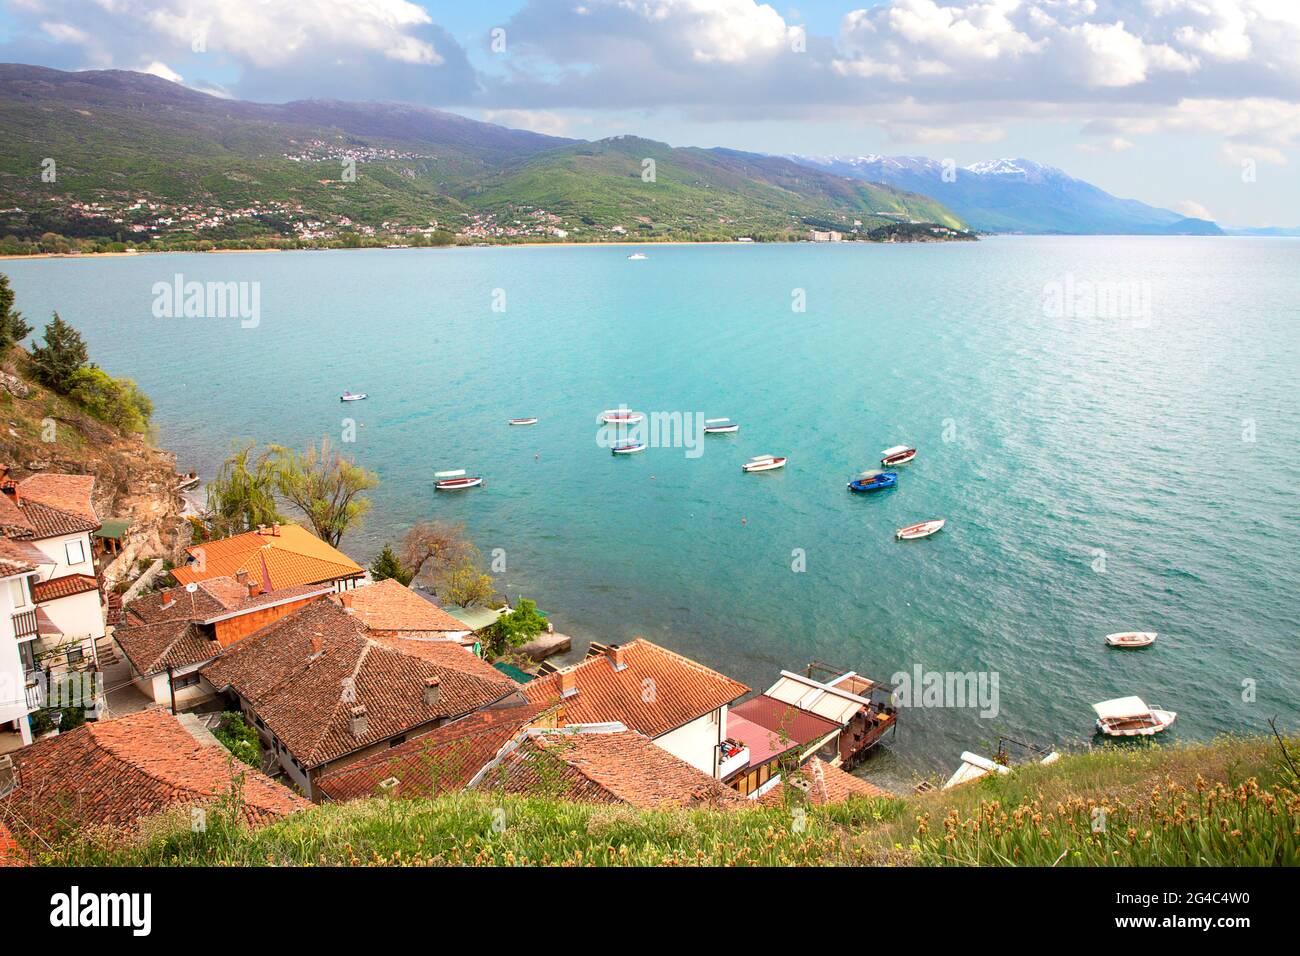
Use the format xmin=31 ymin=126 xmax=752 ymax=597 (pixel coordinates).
xmin=112 ymin=576 xmax=333 ymax=709
xmin=172 ymin=523 xmax=365 ymax=592
xmin=523 ymin=639 xmax=750 ymax=779
xmin=0 ymin=708 xmax=306 ymax=845
xmin=0 ymin=468 xmax=109 ymax=747
xmin=200 ymin=599 xmax=524 ymax=800
xmin=331 ymin=579 xmax=476 ymax=651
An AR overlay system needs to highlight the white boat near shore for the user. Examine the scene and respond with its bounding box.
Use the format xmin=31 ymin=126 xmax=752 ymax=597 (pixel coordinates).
xmin=1105 ymin=631 xmax=1157 ymax=649
xmin=600 ymin=409 xmax=644 ymax=424
xmin=434 ymin=469 xmax=483 ymax=490
xmin=1093 ymin=696 xmax=1176 ymax=736
xmin=704 ymin=418 xmax=740 ymax=434
xmin=742 ymin=455 xmax=786 ymax=473
xmin=880 ymin=444 xmax=916 ymax=465
xmin=896 ymin=519 xmax=945 ymax=540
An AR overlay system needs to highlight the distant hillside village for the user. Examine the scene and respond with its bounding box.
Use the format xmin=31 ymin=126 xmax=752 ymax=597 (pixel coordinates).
xmin=0 ymin=460 xmax=899 ymax=862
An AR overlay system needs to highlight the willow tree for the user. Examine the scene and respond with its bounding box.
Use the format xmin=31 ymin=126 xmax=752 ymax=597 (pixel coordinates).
xmin=268 ymin=437 xmax=378 ymax=548
xmin=205 ymin=441 xmax=283 ymax=538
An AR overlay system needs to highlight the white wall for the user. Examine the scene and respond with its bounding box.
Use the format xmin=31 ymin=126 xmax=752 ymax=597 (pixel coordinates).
xmin=0 ymin=572 xmax=35 ymax=743
xmin=141 ymin=662 xmax=217 ymax=709
xmin=38 ymin=588 xmax=105 ymax=647
xmin=654 ymin=706 xmax=726 ymax=777
xmin=30 ymin=531 xmax=96 ymax=579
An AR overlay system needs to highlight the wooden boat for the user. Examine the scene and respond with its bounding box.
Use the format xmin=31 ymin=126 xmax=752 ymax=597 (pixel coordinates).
xmin=1092 ymin=696 xmax=1176 ymax=737
xmin=611 ymin=441 xmax=647 ymax=455
xmin=1105 ymin=631 xmax=1157 ymax=649
xmin=848 ymin=470 xmax=897 ymax=493
xmin=703 ymin=418 xmax=740 ymax=434
xmin=175 ymin=471 xmax=200 ymax=492
xmin=600 ymin=409 xmax=644 ymax=424
xmin=508 ymin=418 xmax=539 ymax=426
xmin=340 ymin=391 xmax=367 ymax=402
xmin=742 ymin=455 xmax=786 ymax=473
xmin=880 ymin=444 xmax=916 ymax=465
xmin=434 ymin=469 xmax=483 ymax=490
xmin=896 ymin=519 xmax=945 ymax=540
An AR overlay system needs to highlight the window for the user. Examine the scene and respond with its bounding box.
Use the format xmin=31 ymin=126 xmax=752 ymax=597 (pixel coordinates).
xmin=65 ymin=538 xmax=87 ymax=565
xmin=65 ymin=645 xmax=85 ymax=666
xmin=8 ymin=577 xmax=27 ymax=608
xmin=172 ymin=672 xmax=202 ymax=689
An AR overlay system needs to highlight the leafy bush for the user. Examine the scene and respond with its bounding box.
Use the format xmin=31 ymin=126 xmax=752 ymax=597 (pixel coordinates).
xmin=212 ymin=712 xmax=261 ymax=768
xmin=67 ymin=365 xmax=153 ymax=432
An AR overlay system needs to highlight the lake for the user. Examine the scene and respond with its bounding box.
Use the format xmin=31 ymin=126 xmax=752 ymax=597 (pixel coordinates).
xmin=5 ymin=236 xmax=1297 ymax=785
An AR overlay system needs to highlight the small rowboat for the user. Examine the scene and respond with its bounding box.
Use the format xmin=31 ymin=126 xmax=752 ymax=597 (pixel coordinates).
xmin=340 ymin=391 xmax=367 ymax=402
xmin=600 ymin=409 xmax=644 ymax=425
xmin=1093 ymin=697 xmax=1176 ymax=737
xmin=880 ymin=444 xmax=916 ymax=465
xmin=508 ymin=418 xmax=539 ymax=426
xmin=848 ymin=470 xmax=897 ymax=493
xmin=896 ymin=519 xmax=945 ymax=540
xmin=434 ymin=469 xmax=483 ymax=490
xmin=1105 ymin=631 xmax=1157 ymax=649
xmin=704 ymin=418 xmax=740 ymax=434
xmin=742 ymin=455 xmax=786 ymax=473
xmin=612 ymin=442 xmax=647 ymax=455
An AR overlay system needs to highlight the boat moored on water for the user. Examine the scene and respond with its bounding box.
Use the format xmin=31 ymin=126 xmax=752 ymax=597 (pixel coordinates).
xmin=627 ymin=252 xmax=648 ymax=260
xmin=1093 ymin=696 xmax=1176 ymax=737
xmin=880 ymin=444 xmax=916 ymax=465
xmin=508 ymin=417 xmax=539 ymax=426
xmin=848 ymin=470 xmax=897 ymax=492
xmin=340 ymin=391 xmax=367 ymax=402
xmin=1105 ymin=631 xmax=1158 ymax=649
xmin=434 ymin=469 xmax=483 ymax=490
xmin=896 ymin=518 xmax=945 ymax=540
xmin=703 ymin=418 xmax=740 ymax=434
xmin=611 ymin=441 xmax=647 ymax=454
xmin=600 ymin=409 xmax=644 ymax=424
xmin=742 ymin=455 xmax=786 ymax=473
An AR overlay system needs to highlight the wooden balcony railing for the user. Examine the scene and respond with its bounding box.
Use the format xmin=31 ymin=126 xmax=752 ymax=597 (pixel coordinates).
xmin=11 ymin=609 xmax=38 ymax=641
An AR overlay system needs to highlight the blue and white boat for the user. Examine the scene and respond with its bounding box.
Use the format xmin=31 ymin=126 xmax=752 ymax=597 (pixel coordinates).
xmin=848 ymin=470 xmax=897 ymax=493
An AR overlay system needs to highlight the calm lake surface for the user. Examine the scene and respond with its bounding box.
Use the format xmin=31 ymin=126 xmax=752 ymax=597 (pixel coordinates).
xmin=6 ymin=237 xmax=1298 ymax=783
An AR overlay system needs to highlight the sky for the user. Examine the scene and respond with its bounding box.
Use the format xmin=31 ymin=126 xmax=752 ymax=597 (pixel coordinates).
xmin=1 ymin=0 xmax=1298 ymax=227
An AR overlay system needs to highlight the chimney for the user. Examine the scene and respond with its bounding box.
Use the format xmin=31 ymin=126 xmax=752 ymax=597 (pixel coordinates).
xmin=310 ymin=632 xmax=323 ymax=655
xmin=559 ymin=670 xmax=578 ymax=699
xmin=271 ymin=523 xmax=281 ymax=536
xmin=246 ymin=581 xmax=258 ymax=598
xmin=161 ymin=590 xmax=175 ymax=608
xmin=256 ymin=524 xmax=267 ymax=535
xmin=607 ymin=644 xmax=627 ymax=672
xmin=348 ymin=704 xmax=368 ymax=738
xmin=235 ymin=570 xmax=248 ymax=585
xmin=339 ymin=592 xmax=354 ymax=610
xmin=423 ymin=676 xmax=441 ymax=707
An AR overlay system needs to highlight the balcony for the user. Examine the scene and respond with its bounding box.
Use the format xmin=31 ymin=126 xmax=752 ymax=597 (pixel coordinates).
xmin=717 ymin=738 xmax=750 ymax=780
xmin=24 ymin=670 xmax=45 ymax=710
xmin=12 ymin=609 xmax=38 ymax=641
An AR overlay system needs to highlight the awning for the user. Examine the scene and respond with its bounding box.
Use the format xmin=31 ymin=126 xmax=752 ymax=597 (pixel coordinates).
xmin=94 ymin=518 xmax=132 ymax=540
xmin=1092 ymin=696 xmax=1150 ymax=720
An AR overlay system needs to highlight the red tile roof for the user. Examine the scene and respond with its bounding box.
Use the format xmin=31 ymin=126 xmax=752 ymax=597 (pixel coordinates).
xmin=0 ymin=473 xmax=99 ymax=541
xmin=202 ymin=600 xmax=522 ymax=769
xmin=729 ymin=695 xmax=842 ymax=751
xmin=0 ymin=820 xmax=28 ymax=866
xmin=479 ymin=726 xmax=747 ymax=809
xmin=31 ymin=573 xmax=99 ymax=603
xmin=0 ymin=538 xmax=42 ymax=576
xmin=524 ymin=639 xmax=749 ymax=738
xmin=758 ymin=757 xmax=891 ymax=806
xmin=173 ymin=524 xmax=363 ymax=590
xmin=316 ymin=701 xmax=555 ymax=801
xmin=127 ymin=577 xmax=330 ymax=626
xmin=113 ymin=620 xmax=221 ymax=675
xmin=0 ymin=709 xmax=306 ymax=844
xmin=16 ymin=474 xmax=98 ymax=523
xmin=333 ymin=579 xmax=470 ymax=634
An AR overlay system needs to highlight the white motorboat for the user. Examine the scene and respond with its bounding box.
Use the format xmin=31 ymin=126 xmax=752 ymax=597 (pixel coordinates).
xmin=880 ymin=444 xmax=916 ymax=465
xmin=340 ymin=391 xmax=367 ymax=402
xmin=508 ymin=417 xmax=539 ymax=426
xmin=742 ymin=455 xmax=786 ymax=473
xmin=896 ymin=519 xmax=945 ymax=540
xmin=611 ymin=441 xmax=647 ymax=455
xmin=627 ymin=252 xmax=648 ymax=260
xmin=1093 ymin=696 xmax=1177 ymax=737
xmin=704 ymin=418 xmax=740 ymax=434
xmin=600 ymin=409 xmax=644 ymax=425
xmin=434 ymin=469 xmax=483 ymax=490
xmin=1105 ymin=631 xmax=1158 ymax=649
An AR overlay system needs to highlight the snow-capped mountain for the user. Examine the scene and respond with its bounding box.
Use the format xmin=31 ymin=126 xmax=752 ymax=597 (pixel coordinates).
xmin=788 ymin=154 xmax=1222 ymax=235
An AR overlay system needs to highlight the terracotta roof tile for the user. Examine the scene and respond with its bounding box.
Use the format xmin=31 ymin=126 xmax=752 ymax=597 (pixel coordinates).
xmin=316 ymin=701 xmax=555 ymax=801
xmin=16 ymin=474 xmax=98 ymax=523
xmin=0 ymin=821 xmax=27 ymax=866
xmin=524 ymin=639 xmax=748 ymax=739
xmin=480 ymin=726 xmax=747 ymax=809
xmin=334 ymin=579 xmax=470 ymax=634
xmin=173 ymin=524 xmax=363 ymax=590
xmin=758 ymin=757 xmax=891 ymax=806
xmin=128 ymin=577 xmax=330 ymax=626
xmin=201 ymin=601 xmax=522 ymax=769
xmin=729 ymin=695 xmax=842 ymax=751
xmin=113 ymin=620 xmax=221 ymax=675
xmin=0 ymin=709 xmax=306 ymax=845
xmin=0 ymin=538 xmax=41 ymax=576
xmin=31 ymin=573 xmax=99 ymax=603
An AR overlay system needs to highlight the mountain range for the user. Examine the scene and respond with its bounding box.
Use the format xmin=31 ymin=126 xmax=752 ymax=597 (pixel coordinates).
xmin=0 ymin=64 xmax=963 ymax=249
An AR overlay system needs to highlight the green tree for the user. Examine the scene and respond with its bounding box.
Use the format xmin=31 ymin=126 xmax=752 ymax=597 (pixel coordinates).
xmin=268 ymin=437 xmax=378 ymax=547
xmin=205 ymin=441 xmax=283 ymax=538
xmin=441 ymin=558 xmax=495 ymax=608
xmin=485 ymin=598 xmax=546 ymax=657
xmin=28 ymin=312 xmax=88 ymax=393
xmin=0 ymin=273 xmax=32 ymax=352
xmin=369 ymin=545 xmax=413 ymax=586
xmin=67 ymin=366 xmax=153 ymax=432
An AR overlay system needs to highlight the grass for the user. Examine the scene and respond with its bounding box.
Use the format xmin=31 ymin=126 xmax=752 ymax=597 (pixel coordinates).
xmin=29 ymin=735 xmax=1300 ymax=867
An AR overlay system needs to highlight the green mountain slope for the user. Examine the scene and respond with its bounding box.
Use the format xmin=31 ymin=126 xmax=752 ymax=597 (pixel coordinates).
xmin=0 ymin=64 xmax=968 ymax=249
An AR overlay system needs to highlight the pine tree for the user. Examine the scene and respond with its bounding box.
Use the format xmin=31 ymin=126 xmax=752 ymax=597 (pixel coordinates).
xmin=0 ymin=273 xmax=32 ymax=354
xmin=369 ymin=545 xmax=413 ymax=585
xmin=28 ymin=312 xmax=88 ymax=393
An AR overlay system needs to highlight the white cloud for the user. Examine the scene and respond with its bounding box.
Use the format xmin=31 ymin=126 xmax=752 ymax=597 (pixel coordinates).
xmin=1077 ymin=136 xmax=1135 ymax=153
xmin=483 ymin=109 xmax=574 ymax=137
xmin=140 ymin=59 xmax=182 ymax=83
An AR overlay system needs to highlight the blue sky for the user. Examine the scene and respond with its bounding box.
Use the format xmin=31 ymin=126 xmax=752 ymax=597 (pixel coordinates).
xmin=2 ymin=0 xmax=1298 ymax=227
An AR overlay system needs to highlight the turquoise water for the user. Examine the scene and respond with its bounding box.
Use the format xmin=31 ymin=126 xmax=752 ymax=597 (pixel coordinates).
xmin=5 ymin=237 xmax=1297 ymax=781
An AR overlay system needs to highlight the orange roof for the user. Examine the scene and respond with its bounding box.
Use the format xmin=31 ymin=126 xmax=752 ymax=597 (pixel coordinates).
xmin=334 ymin=579 xmax=469 ymax=634
xmin=524 ymin=639 xmax=749 ymax=738
xmin=31 ymin=573 xmax=99 ymax=603
xmin=758 ymin=757 xmax=892 ymax=806
xmin=16 ymin=473 xmax=98 ymax=523
xmin=0 ymin=820 xmax=28 ymax=867
xmin=174 ymin=524 xmax=363 ymax=590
